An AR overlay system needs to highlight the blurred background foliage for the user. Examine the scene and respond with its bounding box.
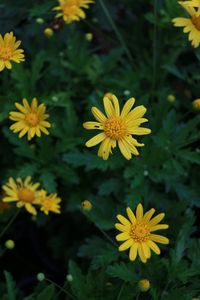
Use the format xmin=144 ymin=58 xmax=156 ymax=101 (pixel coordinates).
xmin=0 ymin=0 xmax=200 ymax=299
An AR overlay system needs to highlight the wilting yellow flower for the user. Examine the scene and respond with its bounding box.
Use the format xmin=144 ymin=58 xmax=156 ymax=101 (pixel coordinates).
xmin=115 ymin=203 xmax=169 ymax=263
xmin=36 ymin=190 xmax=61 ymax=215
xmin=138 ymin=279 xmax=150 ymax=292
xmin=2 ymin=177 xmax=40 ymax=215
xmin=9 ymin=98 xmax=51 ymax=140
xmin=53 ymin=0 xmax=94 ymax=24
xmin=83 ymin=94 xmax=151 ymax=160
xmin=0 ymin=32 xmax=25 ymax=72
xmin=82 ymin=200 xmax=92 ymax=211
xmin=172 ymin=0 xmax=200 ymax=48
xmin=192 ymin=98 xmax=200 ymax=110
xmin=44 ymin=28 xmax=54 ymax=38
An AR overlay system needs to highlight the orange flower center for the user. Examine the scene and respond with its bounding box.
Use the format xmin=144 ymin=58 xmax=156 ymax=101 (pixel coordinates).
xmin=130 ymin=222 xmax=150 ymax=242
xmin=192 ymin=16 xmax=200 ymax=30
xmin=18 ymin=188 xmax=35 ymax=203
xmin=0 ymin=47 xmax=13 ymax=60
xmin=25 ymin=113 xmax=39 ymax=126
xmin=62 ymin=1 xmax=79 ymax=16
xmin=104 ymin=117 xmax=127 ymax=140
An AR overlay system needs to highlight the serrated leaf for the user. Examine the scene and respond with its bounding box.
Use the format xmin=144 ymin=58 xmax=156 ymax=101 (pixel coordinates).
xmin=36 ymin=284 xmax=55 ymax=300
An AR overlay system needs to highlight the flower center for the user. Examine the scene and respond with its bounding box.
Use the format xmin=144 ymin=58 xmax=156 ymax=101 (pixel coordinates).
xmin=130 ymin=222 xmax=150 ymax=242
xmin=104 ymin=117 xmax=127 ymax=140
xmin=0 ymin=47 xmax=13 ymax=60
xmin=192 ymin=16 xmax=200 ymax=30
xmin=25 ymin=113 xmax=39 ymax=126
xmin=18 ymin=188 xmax=35 ymax=203
xmin=62 ymin=0 xmax=79 ymax=16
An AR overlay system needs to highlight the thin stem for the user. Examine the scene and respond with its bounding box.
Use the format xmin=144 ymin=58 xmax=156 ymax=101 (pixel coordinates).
xmin=45 ymin=278 xmax=76 ymax=300
xmin=117 ymin=282 xmax=126 ymax=300
xmin=136 ymin=293 xmax=140 ymax=300
xmin=152 ymin=0 xmax=158 ymax=98
xmin=0 ymin=210 xmax=20 ymax=240
xmin=98 ymin=0 xmax=133 ymax=63
xmin=97 ymin=225 xmax=118 ymax=247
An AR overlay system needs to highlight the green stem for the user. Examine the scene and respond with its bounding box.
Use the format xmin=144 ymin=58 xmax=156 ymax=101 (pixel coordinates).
xmin=152 ymin=0 xmax=158 ymax=98
xmin=97 ymin=225 xmax=117 ymax=247
xmin=45 ymin=278 xmax=76 ymax=300
xmin=98 ymin=0 xmax=133 ymax=63
xmin=0 ymin=210 xmax=20 ymax=240
xmin=117 ymin=282 xmax=126 ymax=300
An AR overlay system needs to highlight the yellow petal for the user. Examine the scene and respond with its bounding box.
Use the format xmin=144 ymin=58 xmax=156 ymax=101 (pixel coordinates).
xmin=115 ymin=223 xmax=130 ymax=232
xmin=147 ymin=240 xmax=160 ymax=254
xmin=129 ymin=127 xmax=151 ymax=135
xmin=138 ymin=244 xmax=147 ymax=263
xmin=126 ymin=207 xmax=136 ymax=224
xmin=83 ymin=121 xmax=103 ymax=130
xmin=136 ymin=203 xmax=143 ymax=221
xmin=111 ymin=94 xmax=120 ymax=116
xmin=85 ymin=132 xmax=106 ymax=147
xmin=121 ymin=97 xmax=135 ymax=118
xmin=118 ymin=139 xmax=132 ymax=160
xmin=116 ymin=214 xmax=131 ymax=226
xmin=143 ymin=208 xmax=155 ymax=222
xmin=116 ymin=232 xmax=130 ymax=241
xmin=149 ymin=213 xmax=165 ymax=226
xmin=150 ymin=234 xmax=169 ymax=244
xmin=119 ymin=239 xmax=133 ymax=251
xmin=91 ymin=107 xmax=106 ymax=123
xmin=150 ymin=224 xmax=169 ymax=232
xmin=103 ymin=96 xmax=115 ymax=117
xmin=129 ymin=243 xmax=138 ymax=261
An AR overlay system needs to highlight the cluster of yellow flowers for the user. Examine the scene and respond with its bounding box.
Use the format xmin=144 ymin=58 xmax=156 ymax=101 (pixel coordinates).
xmin=2 ymin=0 xmax=200 ymax=266
xmin=2 ymin=177 xmax=61 ymax=216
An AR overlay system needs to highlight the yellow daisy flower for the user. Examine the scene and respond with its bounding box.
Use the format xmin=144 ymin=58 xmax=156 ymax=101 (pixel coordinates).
xmin=172 ymin=0 xmax=200 ymax=48
xmin=2 ymin=177 xmax=40 ymax=215
xmin=83 ymin=94 xmax=151 ymax=160
xmin=9 ymin=98 xmax=51 ymax=140
xmin=36 ymin=190 xmax=61 ymax=215
xmin=53 ymin=0 xmax=94 ymax=24
xmin=192 ymin=98 xmax=200 ymax=110
xmin=0 ymin=32 xmax=25 ymax=72
xmin=115 ymin=203 xmax=169 ymax=263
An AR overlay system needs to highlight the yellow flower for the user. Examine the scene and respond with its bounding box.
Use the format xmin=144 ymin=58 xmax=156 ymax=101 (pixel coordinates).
xmin=36 ymin=190 xmax=61 ymax=215
xmin=53 ymin=0 xmax=94 ymax=24
xmin=138 ymin=279 xmax=150 ymax=292
xmin=44 ymin=28 xmax=54 ymax=38
xmin=192 ymin=98 xmax=200 ymax=110
xmin=9 ymin=98 xmax=51 ymax=140
xmin=115 ymin=203 xmax=169 ymax=263
xmin=82 ymin=200 xmax=92 ymax=211
xmin=0 ymin=32 xmax=25 ymax=71
xmin=83 ymin=94 xmax=151 ymax=160
xmin=2 ymin=177 xmax=40 ymax=215
xmin=172 ymin=0 xmax=200 ymax=48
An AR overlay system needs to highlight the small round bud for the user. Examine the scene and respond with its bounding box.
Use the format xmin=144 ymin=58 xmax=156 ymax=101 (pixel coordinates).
xmin=138 ymin=279 xmax=150 ymax=292
xmin=167 ymin=94 xmax=176 ymax=103
xmin=124 ymin=90 xmax=131 ymax=96
xmin=52 ymin=96 xmax=59 ymax=102
xmin=36 ymin=18 xmax=44 ymax=25
xmin=66 ymin=274 xmax=73 ymax=282
xmin=192 ymin=99 xmax=200 ymax=111
xmin=81 ymin=200 xmax=92 ymax=211
xmin=85 ymin=33 xmax=93 ymax=42
xmin=144 ymin=170 xmax=149 ymax=177
xmin=37 ymin=273 xmax=45 ymax=281
xmin=44 ymin=28 xmax=54 ymax=38
xmin=5 ymin=240 xmax=15 ymax=250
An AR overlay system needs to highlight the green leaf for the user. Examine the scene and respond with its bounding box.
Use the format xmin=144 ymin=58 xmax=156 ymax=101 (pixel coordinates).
xmin=36 ymin=284 xmax=55 ymax=300
xmin=107 ymin=262 xmax=137 ymax=283
xmin=4 ymin=271 xmax=16 ymax=300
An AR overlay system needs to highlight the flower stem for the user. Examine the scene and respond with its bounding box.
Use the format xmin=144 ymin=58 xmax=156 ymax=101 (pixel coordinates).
xmin=151 ymin=0 xmax=158 ymax=98
xmin=0 ymin=210 xmax=20 ymax=240
xmin=117 ymin=282 xmax=126 ymax=300
xmin=45 ymin=278 xmax=76 ymax=300
xmin=98 ymin=0 xmax=133 ymax=63
xmin=97 ymin=225 xmax=117 ymax=247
